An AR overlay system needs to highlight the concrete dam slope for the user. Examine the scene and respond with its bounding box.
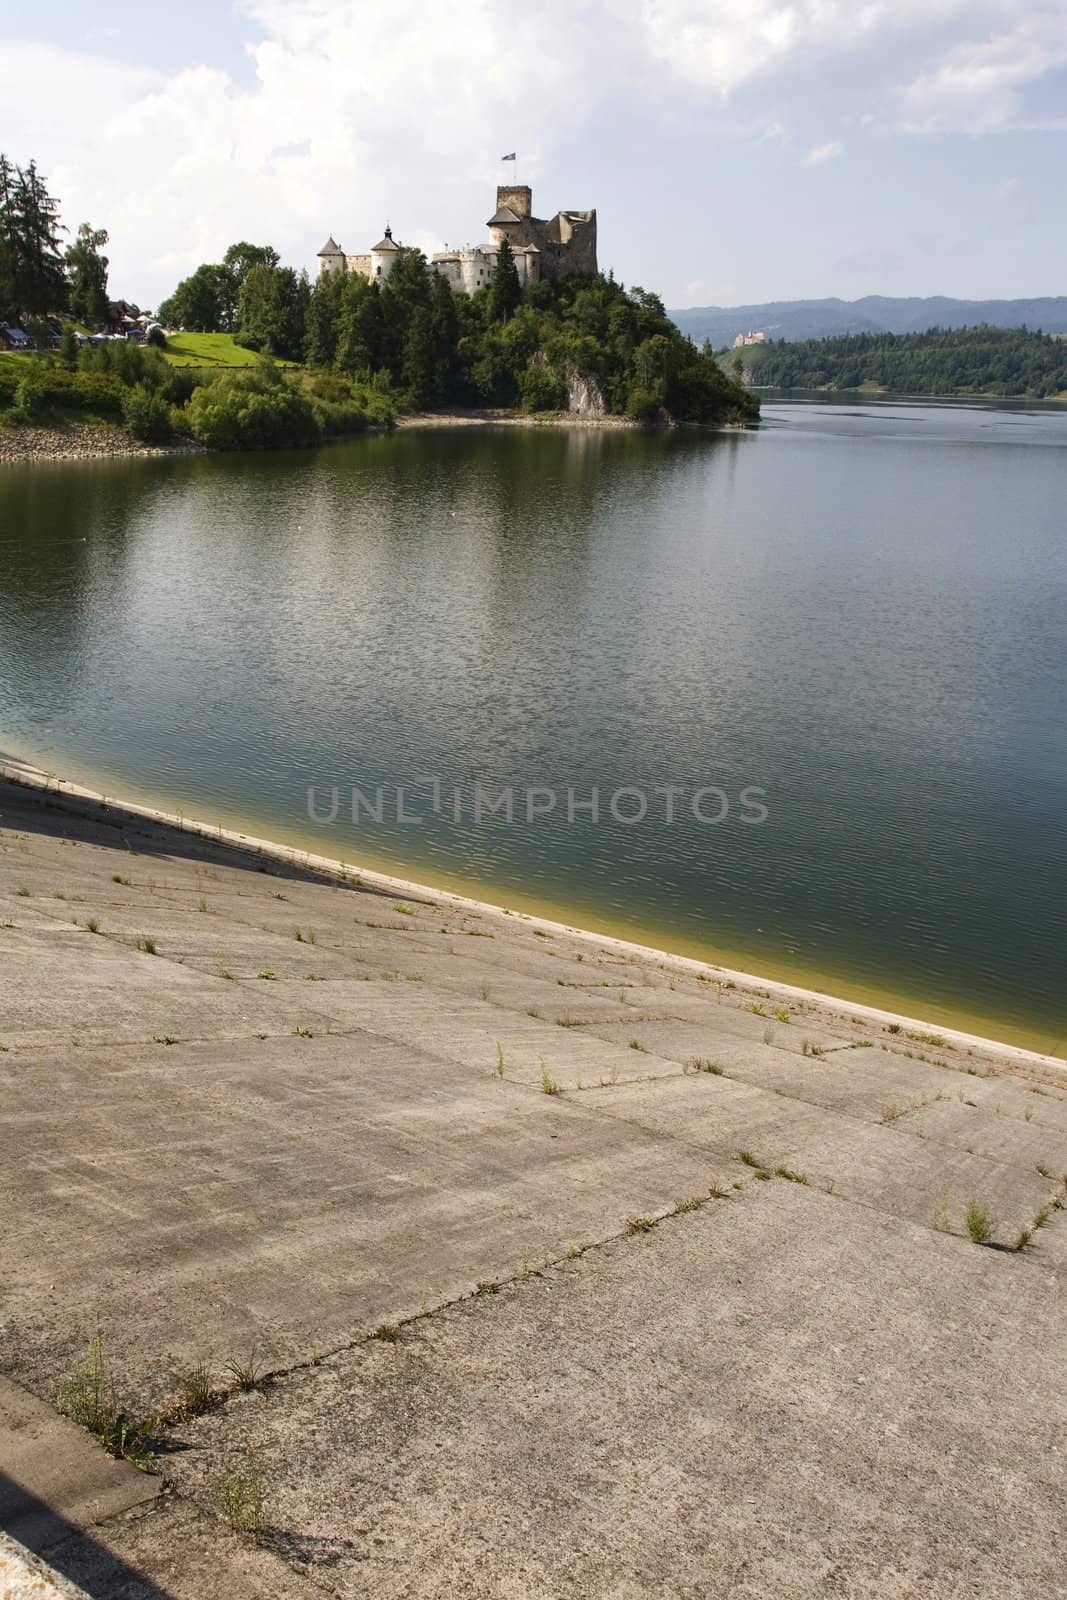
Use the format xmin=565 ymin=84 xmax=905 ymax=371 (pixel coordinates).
xmin=1 ymin=772 xmax=1065 ymax=1599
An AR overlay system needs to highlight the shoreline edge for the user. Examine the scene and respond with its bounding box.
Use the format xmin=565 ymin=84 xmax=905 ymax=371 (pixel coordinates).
xmin=2 ymin=752 xmax=1062 ymax=1075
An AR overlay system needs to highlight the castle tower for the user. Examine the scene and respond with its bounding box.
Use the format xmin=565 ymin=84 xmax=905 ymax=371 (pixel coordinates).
xmin=369 ymin=225 xmax=400 ymax=282
xmin=317 ymin=236 xmax=345 ymax=276
xmin=495 ymin=184 xmax=532 ymax=219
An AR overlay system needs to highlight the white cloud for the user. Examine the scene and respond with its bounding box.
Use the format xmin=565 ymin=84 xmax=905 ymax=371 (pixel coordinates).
xmin=895 ymin=12 xmax=1067 ymax=133
xmin=803 ymin=141 xmax=844 ymax=165
xmin=1 ymin=0 xmax=1064 ymax=304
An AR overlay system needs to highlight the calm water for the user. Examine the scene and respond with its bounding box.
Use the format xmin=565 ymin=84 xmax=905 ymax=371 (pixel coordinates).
xmin=2 ymin=401 xmax=1065 ymax=1052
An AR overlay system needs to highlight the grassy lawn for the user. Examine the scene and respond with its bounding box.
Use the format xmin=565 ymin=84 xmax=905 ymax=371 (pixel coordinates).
xmin=0 ymin=350 xmax=51 ymax=374
xmin=162 ymin=332 xmax=293 ymax=368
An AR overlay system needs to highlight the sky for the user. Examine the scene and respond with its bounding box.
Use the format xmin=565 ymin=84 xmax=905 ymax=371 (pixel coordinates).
xmin=3 ymin=0 xmax=1066 ymax=310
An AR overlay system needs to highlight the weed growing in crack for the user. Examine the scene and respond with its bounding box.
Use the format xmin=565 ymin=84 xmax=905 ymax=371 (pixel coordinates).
xmin=216 ymin=1459 xmax=265 ymax=1540
xmin=539 ymin=1059 xmax=562 ymax=1096
xmin=964 ymin=1199 xmax=996 ymax=1246
xmin=58 ymin=1336 xmax=154 ymax=1470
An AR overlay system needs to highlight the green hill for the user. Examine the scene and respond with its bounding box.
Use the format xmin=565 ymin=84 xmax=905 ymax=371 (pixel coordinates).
xmin=726 ymin=325 xmax=1067 ymax=399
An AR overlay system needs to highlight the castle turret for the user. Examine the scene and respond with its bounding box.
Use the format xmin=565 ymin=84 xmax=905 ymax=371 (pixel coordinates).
xmin=369 ymin=225 xmax=400 ymax=281
xmin=317 ymin=236 xmax=345 ymax=276
xmin=495 ymin=185 xmax=532 ymax=219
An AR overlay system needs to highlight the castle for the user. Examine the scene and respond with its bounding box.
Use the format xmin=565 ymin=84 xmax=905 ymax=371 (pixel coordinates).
xmin=317 ymin=184 xmax=597 ymax=294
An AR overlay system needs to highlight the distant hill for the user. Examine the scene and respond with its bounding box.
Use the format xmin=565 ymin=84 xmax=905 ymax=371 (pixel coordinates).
xmin=670 ymin=295 xmax=1067 ymax=348
xmin=724 ymin=325 xmax=1067 ymax=399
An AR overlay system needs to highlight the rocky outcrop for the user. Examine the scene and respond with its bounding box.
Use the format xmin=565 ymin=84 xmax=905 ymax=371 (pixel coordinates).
xmin=567 ymin=370 xmax=606 ymax=418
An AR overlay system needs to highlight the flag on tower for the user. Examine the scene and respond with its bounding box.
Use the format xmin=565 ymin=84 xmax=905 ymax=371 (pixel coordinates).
xmin=501 ymin=152 xmax=516 ymax=161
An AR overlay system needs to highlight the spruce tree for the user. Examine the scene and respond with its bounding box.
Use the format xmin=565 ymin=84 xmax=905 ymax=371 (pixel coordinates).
xmin=12 ymin=160 xmax=67 ymax=316
xmin=306 ymin=269 xmax=344 ymax=368
xmin=487 ymin=238 xmax=521 ymax=323
xmin=0 ymin=153 xmax=18 ymax=322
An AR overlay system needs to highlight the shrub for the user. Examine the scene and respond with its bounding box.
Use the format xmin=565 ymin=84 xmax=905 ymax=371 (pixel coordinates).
xmin=625 ymin=385 xmax=662 ymax=422
xmin=185 ymin=374 xmax=322 ymax=451
xmin=79 ymin=340 xmax=169 ymax=390
xmin=122 ymin=384 xmax=173 ymax=443
xmin=145 ymin=326 xmax=167 ymax=349
xmin=58 ymin=325 xmax=79 ymax=369
xmin=311 ymin=395 xmax=371 ymax=437
xmin=11 ymin=377 xmax=46 ymax=423
xmin=519 ymin=360 xmax=567 ymax=412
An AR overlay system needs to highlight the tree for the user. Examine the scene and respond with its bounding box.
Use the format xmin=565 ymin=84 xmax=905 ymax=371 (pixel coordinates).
xmin=0 ymin=156 xmax=67 ymax=319
xmin=223 ymin=240 xmax=279 ymax=284
xmin=379 ymin=248 xmax=433 ymax=379
xmin=428 ymin=272 xmax=461 ymax=402
xmin=220 ymin=241 xmax=279 ymax=328
xmin=487 ymin=237 xmax=521 ymax=323
xmin=158 ymin=263 xmax=230 ymax=332
xmin=237 ymin=265 xmax=308 ymax=361
xmin=305 ymin=269 xmax=344 ymax=368
xmin=335 ymin=275 xmax=385 ymax=378
xmin=0 ymin=153 xmax=18 ymax=322
xmin=65 ymin=223 xmax=110 ymax=328
xmin=402 ymin=305 xmax=436 ymax=407
xmin=58 ymin=322 xmax=79 ymax=368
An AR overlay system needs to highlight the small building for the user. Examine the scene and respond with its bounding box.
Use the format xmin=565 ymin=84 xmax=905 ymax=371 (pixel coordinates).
xmin=733 ymin=330 xmax=767 ymax=348
xmin=0 ymin=326 xmax=30 ymax=351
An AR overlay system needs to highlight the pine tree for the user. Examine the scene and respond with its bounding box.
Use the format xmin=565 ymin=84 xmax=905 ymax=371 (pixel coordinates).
xmin=305 ymin=269 xmax=344 ymax=368
xmin=12 ymin=160 xmax=67 ymax=316
xmin=487 ymin=238 xmax=521 ymax=323
xmin=335 ymin=276 xmax=385 ymax=378
xmin=428 ymin=272 xmax=460 ymax=403
xmin=0 ymin=153 xmax=19 ymax=322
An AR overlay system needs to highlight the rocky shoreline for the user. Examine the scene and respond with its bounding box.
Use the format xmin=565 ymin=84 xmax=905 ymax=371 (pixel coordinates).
xmin=0 ymin=420 xmax=206 ymax=467
xmin=394 ymin=406 xmax=638 ymax=430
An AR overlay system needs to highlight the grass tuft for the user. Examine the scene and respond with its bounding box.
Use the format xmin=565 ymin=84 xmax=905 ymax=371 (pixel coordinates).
xmin=216 ymin=1459 xmax=265 ymax=1540
xmin=539 ymin=1058 xmax=562 ymax=1096
xmin=223 ymin=1347 xmax=265 ymax=1391
xmin=58 ymin=1336 xmax=153 ymax=1469
xmin=964 ymin=1198 xmax=996 ymax=1246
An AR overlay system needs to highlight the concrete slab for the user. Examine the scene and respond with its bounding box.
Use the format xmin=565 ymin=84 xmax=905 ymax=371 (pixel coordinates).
xmin=161 ymin=1183 xmax=1067 ymax=1600
xmin=0 ymin=1032 xmax=730 ymax=1403
xmin=589 ymin=1073 xmax=1062 ymax=1241
xmin=3 ymin=774 xmax=1066 ymax=1598
xmin=0 ymin=1378 xmax=159 ymax=1548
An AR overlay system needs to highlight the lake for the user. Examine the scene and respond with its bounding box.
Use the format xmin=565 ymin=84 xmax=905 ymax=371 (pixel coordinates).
xmin=1 ymin=399 xmax=1065 ymax=1053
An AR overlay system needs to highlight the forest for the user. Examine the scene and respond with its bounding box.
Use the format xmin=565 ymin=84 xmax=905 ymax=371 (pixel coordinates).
xmin=742 ymin=325 xmax=1067 ymax=399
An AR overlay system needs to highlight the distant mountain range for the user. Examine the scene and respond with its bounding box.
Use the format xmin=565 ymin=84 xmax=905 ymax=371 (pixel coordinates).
xmin=669 ymin=295 xmax=1067 ymax=347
